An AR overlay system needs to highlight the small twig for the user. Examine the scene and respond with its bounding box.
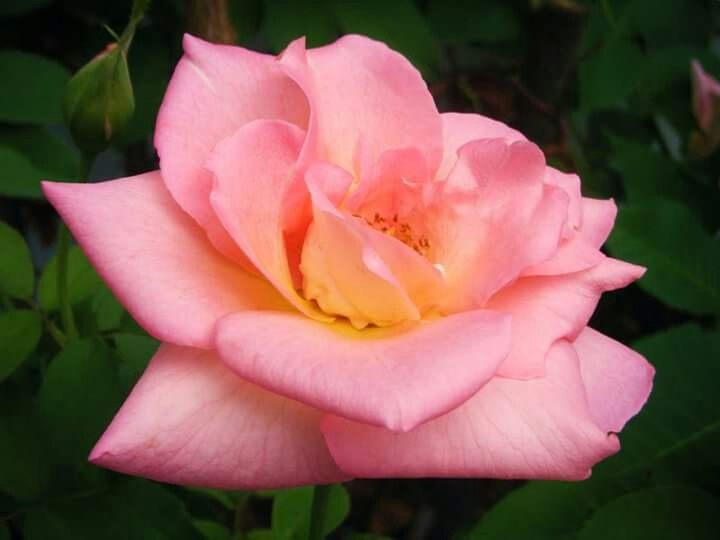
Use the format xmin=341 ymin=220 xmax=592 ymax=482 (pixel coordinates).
xmin=185 ymin=0 xmax=236 ymax=44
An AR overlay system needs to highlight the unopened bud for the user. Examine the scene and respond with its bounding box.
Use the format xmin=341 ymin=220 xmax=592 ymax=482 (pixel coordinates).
xmin=691 ymin=60 xmax=720 ymax=134
xmin=63 ymin=43 xmax=135 ymax=155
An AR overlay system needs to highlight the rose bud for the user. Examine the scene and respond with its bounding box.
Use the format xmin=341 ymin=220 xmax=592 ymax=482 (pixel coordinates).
xmin=63 ymin=42 xmax=135 ymax=155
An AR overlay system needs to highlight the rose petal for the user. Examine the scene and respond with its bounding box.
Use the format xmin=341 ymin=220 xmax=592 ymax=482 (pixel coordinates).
xmin=523 ymin=237 xmax=605 ymax=277
xmin=580 ymin=198 xmax=618 ymax=249
xmin=544 ymin=167 xmax=582 ymax=238
xmin=435 ymin=139 xmax=567 ymax=310
xmin=215 ymin=309 xmax=512 ymax=432
xmin=155 ymin=34 xmax=309 ymax=265
xmin=437 ymin=112 xmax=526 ymax=181
xmin=209 ymin=119 xmax=331 ymax=321
xmin=321 ymin=340 xmax=619 ymax=480
xmin=574 ymin=327 xmax=655 ymax=433
xmin=278 ymin=35 xmax=443 ymax=179
xmin=301 ymin=175 xmax=444 ymax=327
xmin=42 ymin=172 xmax=286 ymax=349
xmin=691 ymin=59 xmax=720 ymax=133
xmin=90 ymin=345 xmax=347 ymax=488
xmin=488 ymin=257 xmax=646 ymax=379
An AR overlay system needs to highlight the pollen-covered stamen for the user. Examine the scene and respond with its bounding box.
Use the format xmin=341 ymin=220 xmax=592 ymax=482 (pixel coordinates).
xmin=353 ymin=211 xmax=432 ymax=257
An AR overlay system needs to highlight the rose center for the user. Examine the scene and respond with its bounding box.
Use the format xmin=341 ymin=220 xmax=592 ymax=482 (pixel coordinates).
xmin=354 ymin=211 xmax=432 ymax=257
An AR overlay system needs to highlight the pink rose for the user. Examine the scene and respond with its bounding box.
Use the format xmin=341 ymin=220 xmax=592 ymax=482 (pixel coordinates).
xmin=691 ymin=59 xmax=720 ymax=133
xmin=43 ymin=35 xmax=653 ymax=488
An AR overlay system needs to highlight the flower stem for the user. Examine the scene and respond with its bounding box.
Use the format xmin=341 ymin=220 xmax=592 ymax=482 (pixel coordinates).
xmin=55 ymin=151 xmax=95 ymax=344
xmin=308 ymin=484 xmax=332 ymax=540
xmin=56 ymin=223 xmax=78 ymax=342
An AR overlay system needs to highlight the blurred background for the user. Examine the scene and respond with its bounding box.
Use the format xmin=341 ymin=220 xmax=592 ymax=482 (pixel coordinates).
xmin=1 ymin=0 xmax=720 ymax=538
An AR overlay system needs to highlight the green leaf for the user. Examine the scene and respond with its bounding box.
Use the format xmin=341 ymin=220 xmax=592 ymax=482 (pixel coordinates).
xmin=0 ymin=525 xmax=8 ymax=540
xmin=247 ymin=530 xmax=274 ymax=540
xmin=608 ymin=138 xmax=720 ymax=228
xmin=331 ymin=0 xmax=442 ymax=78
xmin=262 ymin=0 xmax=339 ymax=51
xmin=625 ymin=0 xmax=710 ymax=48
xmin=0 ymin=0 xmax=52 ymax=17
xmin=272 ymin=487 xmax=313 ymax=540
xmin=470 ymin=323 xmax=720 ymax=539
xmin=194 ymin=520 xmax=232 ymax=540
xmin=271 ymin=484 xmax=349 ymax=539
xmin=622 ymin=325 xmax=720 ymax=490
xmin=92 ymin=286 xmax=125 ymax=332
xmin=578 ymin=39 xmax=644 ymax=110
xmin=37 ymin=339 xmax=124 ymax=463
xmin=0 ymin=125 xmax=81 ymax=198
xmin=427 ymin=0 xmax=522 ymax=45
xmin=24 ymin=479 xmax=201 ymax=540
xmin=0 ymin=310 xmax=42 ymax=382
xmin=578 ymin=486 xmax=720 ymax=540
xmin=0 ymin=392 xmax=52 ymax=500
xmin=0 ymin=50 xmax=70 ymax=124
xmin=606 ymin=202 xmax=720 ymax=315
xmin=113 ymin=333 xmax=158 ymax=391
xmin=39 ymin=245 xmax=103 ymax=311
xmin=0 ymin=221 xmax=33 ymax=299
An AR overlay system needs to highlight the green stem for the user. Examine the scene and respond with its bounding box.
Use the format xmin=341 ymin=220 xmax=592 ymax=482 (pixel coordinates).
xmin=55 ymin=151 xmax=95 ymax=344
xmin=308 ymin=484 xmax=332 ymax=540
xmin=56 ymin=223 xmax=78 ymax=341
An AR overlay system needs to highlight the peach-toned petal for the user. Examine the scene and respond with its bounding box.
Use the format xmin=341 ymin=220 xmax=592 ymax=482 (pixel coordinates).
xmin=208 ymin=119 xmax=330 ymax=321
xmin=436 ymin=112 xmax=526 ymax=181
xmin=90 ymin=345 xmax=348 ymax=488
xmin=574 ymin=327 xmax=654 ymax=433
xmin=321 ymin=340 xmax=619 ymax=480
xmin=488 ymin=257 xmax=646 ymax=379
xmin=155 ymin=34 xmax=309 ymax=265
xmin=215 ymin=310 xmax=511 ymax=432
xmin=42 ymin=173 xmax=286 ymax=349
xmin=301 ymin=174 xmax=444 ymax=327
xmin=279 ymin=35 xmax=443 ymax=179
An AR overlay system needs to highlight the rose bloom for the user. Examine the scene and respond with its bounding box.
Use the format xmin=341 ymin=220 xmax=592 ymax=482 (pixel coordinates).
xmin=691 ymin=59 xmax=720 ymax=134
xmin=44 ymin=35 xmax=654 ymax=488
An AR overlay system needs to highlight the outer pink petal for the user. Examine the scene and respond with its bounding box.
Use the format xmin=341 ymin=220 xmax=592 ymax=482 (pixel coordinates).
xmin=321 ymin=340 xmax=619 ymax=480
xmin=544 ymin=167 xmax=582 ymax=238
xmin=215 ymin=310 xmax=512 ymax=432
xmin=581 ymin=198 xmax=618 ymax=249
xmin=523 ymin=238 xmax=605 ymax=277
xmin=89 ymin=345 xmax=348 ymax=488
xmin=208 ymin=119 xmax=330 ymax=322
xmin=279 ymin=35 xmax=443 ymax=179
xmin=574 ymin=327 xmax=655 ymax=433
xmin=522 ymin=170 xmax=609 ymax=277
xmin=436 ymin=112 xmax=526 ymax=181
xmin=691 ymin=59 xmax=720 ymax=133
xmin=42 ymin=173 xmax=286 ymax=349
xmin=488 ymin=257 xmax=646 ymax=379
xmin=155 ymin=34 xmax=309 ymax=265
